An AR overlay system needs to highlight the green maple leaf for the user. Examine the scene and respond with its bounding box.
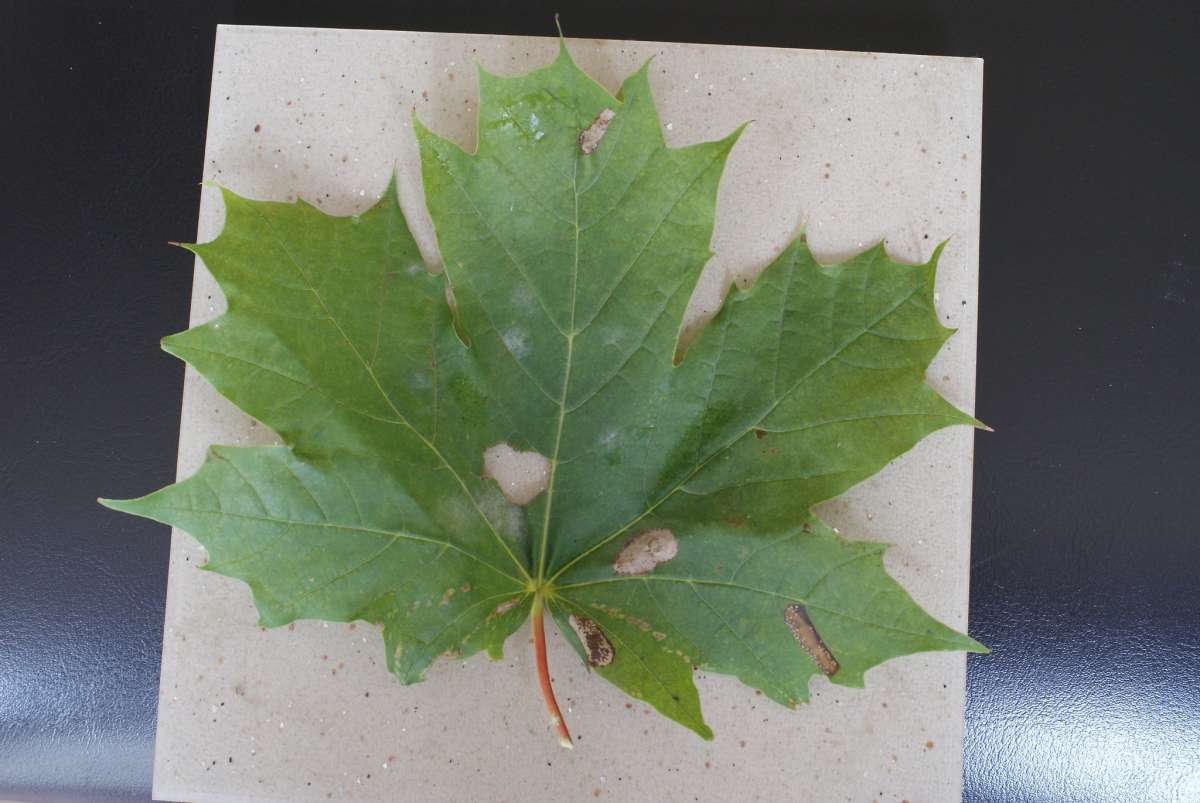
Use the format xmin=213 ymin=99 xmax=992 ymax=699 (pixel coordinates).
xmin=102 ymin=38 xmax=986 ymax=746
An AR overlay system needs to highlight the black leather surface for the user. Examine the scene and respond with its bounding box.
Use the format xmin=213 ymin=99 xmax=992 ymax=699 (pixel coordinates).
xmin=2 ymin=2 xmax=1197 ymax=801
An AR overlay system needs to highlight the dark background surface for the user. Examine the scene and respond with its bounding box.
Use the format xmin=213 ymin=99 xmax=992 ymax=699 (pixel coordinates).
xmin=2 ymin=1 xmax=1198 ymax=801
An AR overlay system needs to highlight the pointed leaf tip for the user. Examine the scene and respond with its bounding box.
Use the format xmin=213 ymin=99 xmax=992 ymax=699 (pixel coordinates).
xmin=552 ymin=16 xmax=577 ymax=68
xmin=928 ymin=237 xmax=951 ymax=269
xmin=97 ymin=496 xmax=132 ymax=513
xmin=728 ymin=119 xmax=753 ymax=144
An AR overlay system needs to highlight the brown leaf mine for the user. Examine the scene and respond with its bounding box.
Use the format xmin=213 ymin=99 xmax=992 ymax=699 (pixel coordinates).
xmin=578 ymin=108 xmax=615 ymax=155
xmin=568 ymin=614 xmax=615 ymax=667
xmin=783 ymin=604 xmax=839 ymax=676
xmin=613 ymin=529 xmax=678 ymax=576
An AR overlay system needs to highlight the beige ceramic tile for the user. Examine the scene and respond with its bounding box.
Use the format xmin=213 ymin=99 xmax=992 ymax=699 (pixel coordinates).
xmin=154 ymin=24 xmax=983 ymax=803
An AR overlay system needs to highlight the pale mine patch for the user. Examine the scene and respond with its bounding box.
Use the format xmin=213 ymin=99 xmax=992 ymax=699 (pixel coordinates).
xmin=568 ymin=615 xmax=615 ymax=667
xmin=482 ymin=443 xmax=549 ymax=506
xmin=488 ymin=597 xmax=521 ymax=621
xmin=613 ymin=529 xmax=678 ymax=575
xmin=578 ymin=108 xmax=615 ymax=155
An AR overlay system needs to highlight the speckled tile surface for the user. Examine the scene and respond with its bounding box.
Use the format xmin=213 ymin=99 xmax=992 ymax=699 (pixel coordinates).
xmin=155 ymin=25 xmax=983 ymax=803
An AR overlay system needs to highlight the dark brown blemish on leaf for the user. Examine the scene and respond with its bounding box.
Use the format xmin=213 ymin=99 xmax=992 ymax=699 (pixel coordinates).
xmin=784 ymin=604 xmax=839 ymax=676
xmin=754 ymin=428 xmax=766 ymax=439
xmin=578 ymin=108 xmax=615 ymax=155
xmin=568 ymin=614 xmax=615 ymax=667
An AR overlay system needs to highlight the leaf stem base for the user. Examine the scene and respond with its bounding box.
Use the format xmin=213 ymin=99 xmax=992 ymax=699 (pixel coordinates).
xmin=532 ymin=594 xmax=573 ymax=750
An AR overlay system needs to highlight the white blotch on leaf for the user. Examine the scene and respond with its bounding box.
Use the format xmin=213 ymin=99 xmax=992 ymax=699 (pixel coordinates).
xmin=477 ymin=487 xmax=528 ymax=541
xmin=613 ymin=529 xmax=678 ymax=576
xmin=483 ymin=443 xmax=549 ymax=506
xmin=501 ymin=327 xmax=530 ymax=359
xmin=510 ymin=284 xmax=535 ymax=312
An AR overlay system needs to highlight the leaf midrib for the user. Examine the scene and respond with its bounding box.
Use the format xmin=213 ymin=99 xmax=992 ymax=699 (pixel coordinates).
xmin=537 ymin=141 xmax=744 ymax=583
xmin=535 ymin=155 xmax=581 ymax=584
